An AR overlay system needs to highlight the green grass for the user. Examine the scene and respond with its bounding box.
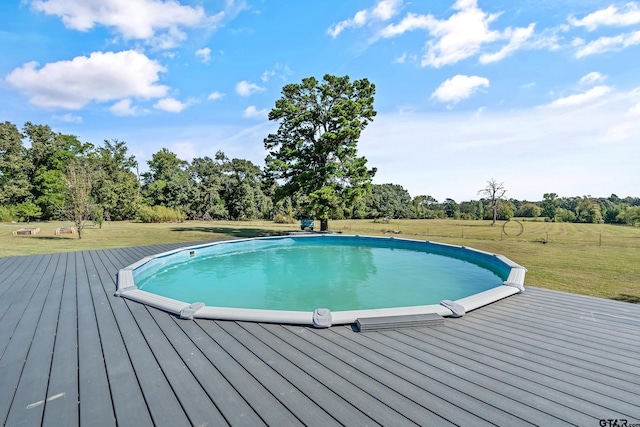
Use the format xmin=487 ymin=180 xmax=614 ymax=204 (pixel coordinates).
xmin=2 ymin=218 xmax=639 ymax=303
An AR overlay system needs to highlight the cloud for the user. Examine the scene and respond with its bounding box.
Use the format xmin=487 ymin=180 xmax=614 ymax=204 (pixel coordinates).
xmin=479 ymin=23 xmax=535 ymax=64
xmin=569 ymin=3 xmax=640 ymax=31
xmin=260 ymin=64 xmax=293 ymax=83
xmin=153 ymin=97 xmax=189 ymax=113
xmin=53 ymin=113 xmax=82 ymax=123
xmin=579 ymin=72 xmax=606 ymax=85
xmin=546 ymin=85 xmax=612 ymax=108
xmin=109 ymin=98 xmax=146 ymax=116
xmin=243 ymin=105 xmax=268 ymax=119
xmin=431 ymin=75 xmax=489 ymax=104
xmin=261 ymin=70 xmax=275 ymax=82
xmin=195 ymin=47 xmax=211 ymax=63
xmin=574 ymin=29 xmax=640 ymax=57
xmin=328 ymin=0 xmax=402 ymax=38
xmin=207 ymin=91 xmax=225 ymax=101
xmin=379 ymin=0 xmax=534 ymax=67
xmin=5 ymin=50 xmax=168 ymax=109
xmin=235 ymin=80 xmax=265 ymax=96
xmin=30 ymin=0 xmax=224 ymax=49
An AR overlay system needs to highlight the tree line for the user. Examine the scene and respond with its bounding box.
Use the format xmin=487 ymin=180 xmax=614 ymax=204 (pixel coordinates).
xmin=2 ymin=120 xmax=638 ymax=232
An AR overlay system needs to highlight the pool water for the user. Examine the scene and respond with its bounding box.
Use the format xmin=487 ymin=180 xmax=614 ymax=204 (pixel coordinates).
xmin=135 ymin=238 xmax=505 ymax=312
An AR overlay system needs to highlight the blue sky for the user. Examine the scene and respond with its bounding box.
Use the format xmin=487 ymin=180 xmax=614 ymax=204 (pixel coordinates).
xmin=1 ymin=0 xmax=639 ymax=202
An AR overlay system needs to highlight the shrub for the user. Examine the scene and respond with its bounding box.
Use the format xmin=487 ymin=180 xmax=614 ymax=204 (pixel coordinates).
xmin=0 ymin=205 xmax=17 ymax=222
xmin=136 ymin=205 xmax=186 ymax=223
xmin=15 ymin=202 xmax=42 ymax=223
xmin=273 ymin=213 xmax=296 ymax=224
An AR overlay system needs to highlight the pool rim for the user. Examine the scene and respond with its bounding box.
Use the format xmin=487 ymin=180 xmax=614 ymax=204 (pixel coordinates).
xmin=116 ymin=234 xmax=527 ymax=327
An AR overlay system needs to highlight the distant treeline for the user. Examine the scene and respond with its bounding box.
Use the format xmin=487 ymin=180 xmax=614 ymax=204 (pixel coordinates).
xmin=1 ymin=121 xmax=639 ymax=225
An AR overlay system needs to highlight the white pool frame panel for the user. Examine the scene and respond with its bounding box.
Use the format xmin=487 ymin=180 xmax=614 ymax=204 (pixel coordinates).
xmin=116 ymin=235 xmax=527 ymax=327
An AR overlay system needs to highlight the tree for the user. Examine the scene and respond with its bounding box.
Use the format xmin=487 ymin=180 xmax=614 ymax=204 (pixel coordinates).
xmin=15 ymin=201 xmax=42 ymax=223
xmin=63 ymin=156 xmax=94 ymax=239
xmin=459 ymin=200 xmax=484 ymax=220
xmin=540 ymin=192 xmax=559 ymax=220
xmin=24 ymin=124 xmax=91 ymax=220
xmin=442 ymin=198 xmax=460 ymax=219
xmin=575 ymin=196 xmax=603 ymax=223
xmin=0 ymin=121 xmax=32 ymax=205
xmin=412 ymin=195 xmax=443 ymax=219
xmin=264 ymin=74 xmax=377 ymax=231
xmin=221 ymin=157 xmax=271 ymax=220
xmin=142 ymin=148 xmax=192 ymax=214
xmin=364 ymin=184 xmax=412 ymax=219
xmin=189 ymin=153 xmax=228 ymax=219
xmin=517 ymin=202 xmax=541 ymax=218
xmin=93 ymin=139 xmax=141 ymax=220
xmin=478 ymin=179 xmax=506 ymax=225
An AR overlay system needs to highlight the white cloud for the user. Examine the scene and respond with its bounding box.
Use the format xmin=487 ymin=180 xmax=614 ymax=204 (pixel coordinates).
xmin=31 ymin=0 xmax=224 ymax=49
xmin=372 ymin=0 xmax=403 ymax=21
xmin=575 ymin=29 xmax=640 ymax=57
xmin=109 ymin=98 xmax=146 ymax=116
xmin=379 ymin=12 xmax=434 ymax=38
xmin=195 ymin=47 xmax=211 ymax=63
xmin=580 ymin=72 xmax=606 ymax=85
xmin=30 ymin=0 xmax=223 ymax=49
xmin=328 ymin=0 xmax=402 ymax=38
xmin=261 ymin=69 xmax=275 ymax=82
xmin=394 ymin=52 xmax=407 ymax=63
xmin=479 ymin=23 xmax=535 ymax=64
xmin=235 ymin=80 xmax=265 ymax=97
xmin=379 ymin=0 xmax=534 ymax=67
xmin=53 ymin=113 xmax=82 ymax=123
xmin=569 ymin=3 xmax=640 ymax=31
xmin=546 ymin=85 xmax=612 ymax=108
xmin=153 ymin=97 xmax=188 ymax=113
xmin=260 ymin=64 xmax=293 ymax=82
xmin=5 ymin=50 xmax=168 ymax=109
xmin=207 ymin=91 xmax=225 ymax=101
xmin=243 ymin=105 xmax=268 ymax=119
xmin=431 ymin=75 xmax=489 ymax=104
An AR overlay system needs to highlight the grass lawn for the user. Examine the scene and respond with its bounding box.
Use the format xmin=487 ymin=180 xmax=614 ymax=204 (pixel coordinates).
xmin=1 ymin=218 xmax=638 ymax=303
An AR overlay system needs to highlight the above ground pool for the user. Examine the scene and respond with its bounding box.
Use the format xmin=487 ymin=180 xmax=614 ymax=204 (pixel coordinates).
xmin=116 ymin=235 xmax=526 ymax=327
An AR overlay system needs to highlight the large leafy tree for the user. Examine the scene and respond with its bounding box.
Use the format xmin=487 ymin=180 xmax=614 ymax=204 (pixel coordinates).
xmin=540 ymin=192 xmax=559 ymax=220
xmin=93 ymin=139 xmax=141 ymax=220
xmin=264 ymin=74 xmax=377 ymax=231
xmin=189 ymin=153 xmax=228 ymax=219
xmin=221 ymin=157 xmax=271 ymax=220
xmin=24 ymin=123 xmax=92 ymax=219
xmin=363 ymin=183 xmax=413 ymax=219
xmin=142 ymin=148 xmax=192 ymax=214
xmin=0 ymin=121 xmax=32 ymax=205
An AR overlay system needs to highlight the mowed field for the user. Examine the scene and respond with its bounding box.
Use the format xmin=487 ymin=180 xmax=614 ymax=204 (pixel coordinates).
xmin=1 ymin=219 xmax=638 ymax=302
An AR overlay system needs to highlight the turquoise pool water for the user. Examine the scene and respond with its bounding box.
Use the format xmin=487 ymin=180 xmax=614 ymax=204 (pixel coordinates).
xmin=134 ymin=236 xmax=507 ymax=312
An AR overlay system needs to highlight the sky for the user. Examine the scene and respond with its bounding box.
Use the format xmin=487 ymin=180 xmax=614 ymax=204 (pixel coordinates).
xmin=1 ymin=0 xmax=639 ymax=202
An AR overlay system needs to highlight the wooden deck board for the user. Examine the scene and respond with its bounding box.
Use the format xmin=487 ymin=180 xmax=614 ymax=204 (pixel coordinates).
xmin=42 ymin=252 xmax=79 ymax=427
xmin=0 ymin=254 xmax=56 ymax=425
xmin=1 ymin=244 xmax=639 ymax=426
xmin=4 ymin=254 xmax=65 ymax=427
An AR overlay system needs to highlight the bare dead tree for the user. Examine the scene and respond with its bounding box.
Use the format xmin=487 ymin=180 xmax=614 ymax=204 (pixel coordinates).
xmin=478 ymin=178 xmax=506 ymax=225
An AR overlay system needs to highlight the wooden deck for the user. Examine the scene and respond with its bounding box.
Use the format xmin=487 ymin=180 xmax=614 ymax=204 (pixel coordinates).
xmin=1 ymin=243 xmax=639 ymax=426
